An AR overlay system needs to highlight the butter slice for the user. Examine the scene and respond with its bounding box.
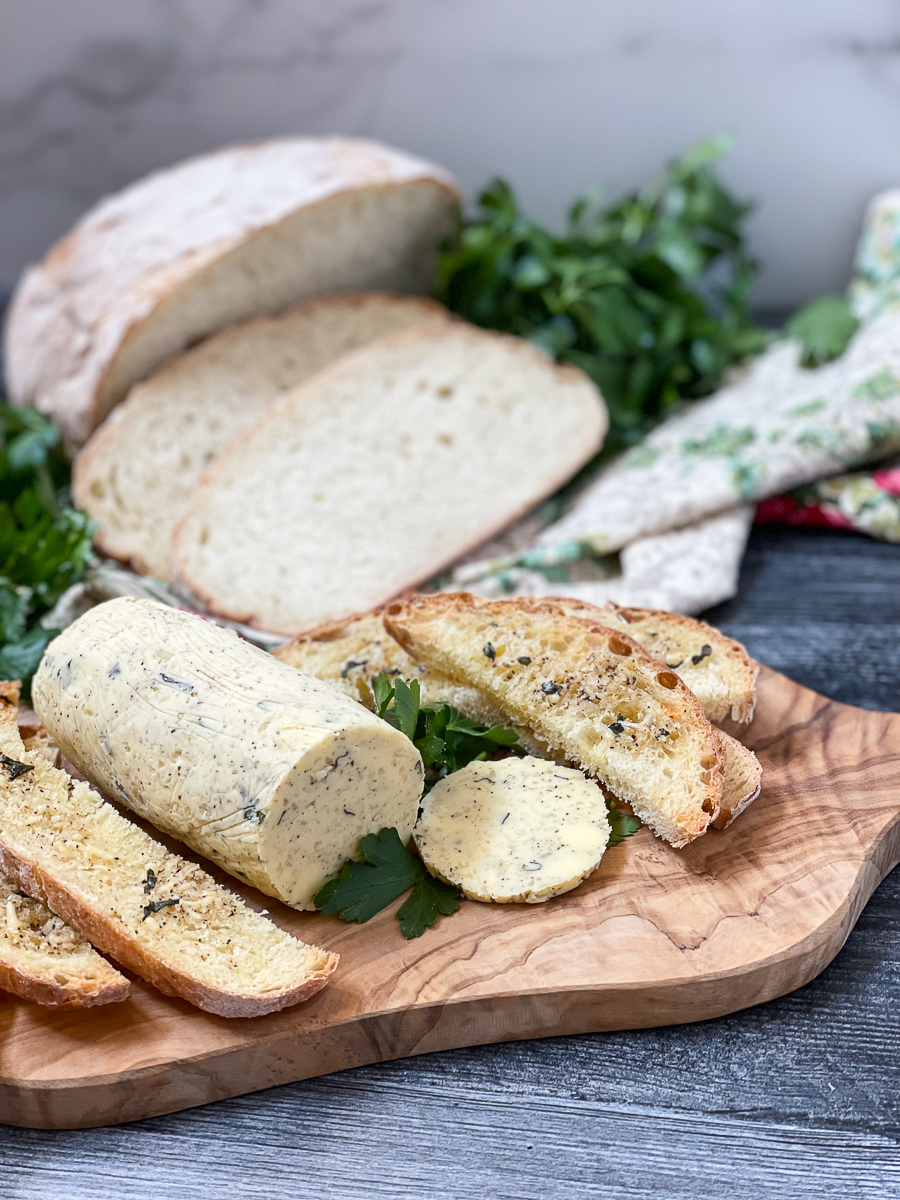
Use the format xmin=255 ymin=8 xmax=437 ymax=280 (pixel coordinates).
xmin=33 ymin=598 xmax=424 ymax=910
xmin=414 ymin=756 xmax=611 ymax=904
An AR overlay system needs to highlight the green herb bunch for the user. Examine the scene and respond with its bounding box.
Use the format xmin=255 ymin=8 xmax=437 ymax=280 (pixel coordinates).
xmin=0 ymin=404 xmax=94 ymax=690
xmin=437 ymin=136 xmax=768 ymax=454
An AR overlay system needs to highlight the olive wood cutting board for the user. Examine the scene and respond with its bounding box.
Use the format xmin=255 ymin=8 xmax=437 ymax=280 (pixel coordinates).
xmin=1 ymin=665 xmax=899 ymax=1130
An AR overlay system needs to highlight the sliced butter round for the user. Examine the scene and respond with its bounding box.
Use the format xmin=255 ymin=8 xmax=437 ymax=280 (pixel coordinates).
xmin=414 ymin=756 xmax=611 ymax=904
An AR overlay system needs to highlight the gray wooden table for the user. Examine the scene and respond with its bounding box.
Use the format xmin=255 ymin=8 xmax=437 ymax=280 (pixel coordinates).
xmin=1 ymin=524 xmax=899 ymax=1199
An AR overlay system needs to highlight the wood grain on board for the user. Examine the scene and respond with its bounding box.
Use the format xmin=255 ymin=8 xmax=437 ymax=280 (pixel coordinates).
xmin=0 ymin=664 xmax=898 ymax=1130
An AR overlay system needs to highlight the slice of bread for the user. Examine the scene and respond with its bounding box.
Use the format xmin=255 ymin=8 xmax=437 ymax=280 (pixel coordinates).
xmin=384 ymin=594 xmax=725 ymax=847
xmin=0 ymin=869 xmax=129 ymax=1008
xmin=414 ymin=757 xmax=611 ymax=903
xmin=714 ymin=732 xmax=763 ymax=830
xmin=73 ymin=294 xmax=452 ymax=580
xmin=275 ymin=609 xmax=508 ymax=728
xmin=173 ymin=325 xmax=608 ymax=635
xmin=548 ymin=599 xmax=759 ymax=724
xmin=0 ymin=681 xmax=338 ymax=1017
xmin=275 ymin=610 xmax=553 ymax=760
xmin=278 ymin=606 xmax=760 ymax=823
xmin=4 ymin=137 xmax=460 ymax=449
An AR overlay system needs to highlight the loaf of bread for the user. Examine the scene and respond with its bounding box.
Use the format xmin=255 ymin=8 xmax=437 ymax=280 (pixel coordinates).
xmin=73 ymin=293 xmax=452 ymax=581
xmin=414 ymin=757 xmax=611 ymax=903
xmin=384 ymin=594 xmax=725 ymax=847
xmin=173 ymin=325 xmax=608 ymax=634
xmin=32 ymin=598 xmax=424 ymax=909
xmin=0 ymin=682 xmax=337 ymax=1017
xmin=4 ymin=137 xmax=460 ymax=449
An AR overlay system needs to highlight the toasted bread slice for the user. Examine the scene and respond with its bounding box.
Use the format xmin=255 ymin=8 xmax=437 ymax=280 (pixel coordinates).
xmin=275 ymin=610 xmax=508 ymax=727
xmin=384 ymin=594 xmax=725 ymax=847
xmin=414 ymin=757 xmax=611 ymax=903
xmin=0 ymin=868 xmax=129 ymax=1008
xmin=282 ymin=604 xmax=763 ymax=820
xmin=275 ymin=610 xmax=553 ymax=758
xmin=0 ymin=681 xmax=337 ymax=1017
xmin=546 ymin=600 xmax=759 ymax=724
xmin=714 ymin=731 xmax=763 ymax=830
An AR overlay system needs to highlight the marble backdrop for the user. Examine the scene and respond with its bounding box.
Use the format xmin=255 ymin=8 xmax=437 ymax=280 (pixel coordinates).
xmin=1 ymin=0 xmax=899 ymax=305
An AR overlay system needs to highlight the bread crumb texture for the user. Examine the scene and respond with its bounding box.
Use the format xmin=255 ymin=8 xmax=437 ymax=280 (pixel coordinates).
xmin=415 ymin=757 xmax=611 ymax=903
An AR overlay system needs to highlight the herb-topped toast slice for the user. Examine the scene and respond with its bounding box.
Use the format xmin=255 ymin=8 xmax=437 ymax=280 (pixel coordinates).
xmin=275 ymin=609 xmax=510 ymax=728
xmin=549 ymin=599 xmax=759 ymax=724
xmin=384 ymin=594 xmax=725 ymax=847
xmin=0 ymin=680 xmax=338 ymax=1017
xmin=0 ymin=867 xmax=129 ymax=1008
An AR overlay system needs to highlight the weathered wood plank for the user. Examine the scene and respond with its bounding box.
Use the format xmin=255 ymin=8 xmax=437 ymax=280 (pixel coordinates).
xmin=2 ymin=1081 xmax=899 ymax=1199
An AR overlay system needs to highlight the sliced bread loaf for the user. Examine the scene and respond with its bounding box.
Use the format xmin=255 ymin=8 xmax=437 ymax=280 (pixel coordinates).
xmin=173 ymin=326 xmax=608 ymax=634
xmin=4 ymin=138 xmax=460 ymax=449
xmin=0 ymin=680 xmax=338 ymax=1017
xmin=73 ymin=293 xmax=451 ymax=580
xmin=384 ymin=594 xmax=725 ymax=847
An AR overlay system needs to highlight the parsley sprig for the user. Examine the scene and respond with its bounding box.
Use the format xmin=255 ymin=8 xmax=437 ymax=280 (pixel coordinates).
xmin=0 ymin=405 xmax=95 ymax=692
xmin=314 ymin=827 xmax=460 ymax=939
xmin=372 ymin=671 xmax=524 ymax=792
xmin=437 ymin=136 xmax=768 ymax=457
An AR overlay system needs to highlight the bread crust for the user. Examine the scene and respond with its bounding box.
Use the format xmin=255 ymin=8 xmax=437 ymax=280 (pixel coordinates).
xmin=0 ymin=680 xmax=338 ymax=1018
xmin=712 ymin=731 xmax=763 ymax=830
xmin=171 ymin=324 xmax=608 ymax=634
xmin=4 ymin=138 xmax=461 ymax=449
xmin=0 ymin=955 xmax=129 ymax=1009
xmin=384 ymin=593 xmax=725 ymax=845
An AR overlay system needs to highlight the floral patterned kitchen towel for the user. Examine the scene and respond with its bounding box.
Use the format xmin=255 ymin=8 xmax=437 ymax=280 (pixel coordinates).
xmin=452 ymin=189 xmax=900 ymax=610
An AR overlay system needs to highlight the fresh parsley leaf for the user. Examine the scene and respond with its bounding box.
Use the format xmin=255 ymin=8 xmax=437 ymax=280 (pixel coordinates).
xmin=787 ymin=295 xmax=859 ymax=368
xmin=370 ymin=671 xmax=527 ymax=792
xmin=0 ymin=403 xmax=95 ymax=695
xmin=398 ymin=871 xmax=460 ymax=939
xmin=372 ymin=670 xmax=395 ymax=718
xmin=314 ymin=827 xmax=422 ymax=923
xmin=607 ymin=803 xmax=643 ymax=848
xmin=0 ymin=625 xmax=57 ymax=684
xmin=437 ymin=136 xmax=768 ymax=456
xmin=314 ymin=826 xmax=461 ymax=938
xmin=386 ymin=676 xmax=420 ymax=741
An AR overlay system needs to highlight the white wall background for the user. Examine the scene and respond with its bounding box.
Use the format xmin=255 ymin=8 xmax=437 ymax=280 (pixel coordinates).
xmin=2 ymin=0 xmax=899 ymax=307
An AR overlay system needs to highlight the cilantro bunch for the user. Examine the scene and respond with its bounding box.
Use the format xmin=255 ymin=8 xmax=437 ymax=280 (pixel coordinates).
xmin=437 ymin=136 xmax=768 ymax=455
xmin=0 ymin=405 xmax=94 ymax=690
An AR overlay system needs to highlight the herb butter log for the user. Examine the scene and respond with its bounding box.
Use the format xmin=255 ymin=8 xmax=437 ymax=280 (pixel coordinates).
xmin=32 ymin=598 xmax=424 ymax=909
